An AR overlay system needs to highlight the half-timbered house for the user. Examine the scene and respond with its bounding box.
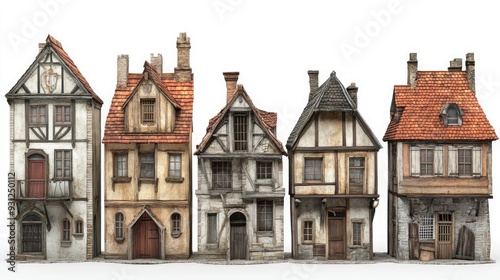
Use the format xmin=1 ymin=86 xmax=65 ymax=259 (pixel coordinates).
xmin=6 ymin=35 xmax=103 ymax=260
xmin=383 ymin=53 xmax=497 ymax=261
xmin=287 ymin=70 xmax=381 ymax=260
xmin=102 ymin=33 xmax=193 ymax=260
xmin=195 ymin=72 xmax=287 ymax=260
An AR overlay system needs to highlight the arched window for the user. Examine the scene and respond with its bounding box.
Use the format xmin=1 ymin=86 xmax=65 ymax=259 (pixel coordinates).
xmin=75 ymin=220 xmax=84 ymax=235
xmin=447 ymin=107 xmax=458 ymax=125
xmin=171 ymin=213 xmax=181 ymax=238
xmin=62 ymin=218 xmax=71 ymax=246
xmin=115 ymin=212 xmax=124 ymax=241
xmin=440 ymin=103 xmax=463 ymax=126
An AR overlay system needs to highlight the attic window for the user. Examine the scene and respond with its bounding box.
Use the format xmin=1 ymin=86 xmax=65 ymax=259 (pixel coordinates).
xmin=440 ymin=103 xmax=463 ymax=126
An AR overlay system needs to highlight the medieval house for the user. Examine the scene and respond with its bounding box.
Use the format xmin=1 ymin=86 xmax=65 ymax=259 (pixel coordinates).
xmin=102 ymin=33 xmax=193 ymax=259
xmin=383 ymin=53 xmax=497 ymax=261
xmin=287 ymin=70 xmax=381 ymax=260
xmin=6 ymin=35 xmax=103 ymax=260
xmin=195 ymin=72 xmax=287 ymax=260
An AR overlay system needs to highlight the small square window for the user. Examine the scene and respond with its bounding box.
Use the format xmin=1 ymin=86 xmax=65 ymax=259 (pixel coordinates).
xmin=140 ymin=153 xmax=155 ymax=179
xmin=55 ymin=105 xmax=71 ymax=124
xmin=304 ymin=158 xmax=322 ymax=181
xmin=141 ymin=99 xmax=156 ymax=124
xmin=303 ymin=220 xmax=313 ymax=243
xmin=257 ymin=162 xmax=272 ymax=179
xmin=169 ymin=154 xmax=182 ymax=178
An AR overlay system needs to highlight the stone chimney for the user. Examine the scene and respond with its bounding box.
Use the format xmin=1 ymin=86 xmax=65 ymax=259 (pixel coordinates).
xmin=347 ymin=82 xmax=358 ymax=107
xmin=223 ymin=72 xmax=239 ymax=103
xmin=150 ymin=53 xmax=163 ymax=75
xmin=117 ymin=54 xmax=129 ymax=89
xmin=407 ymin=53 xmax=418 ymax=88
xmin=308 ymin=70 xmax=319 ymax=101
xmin=448 ymin=58 xmax=462 ymax=72
xmin=174 ymin=32 xmax=192 ymax=82
xmin=466 ymin=53 xmax=475 ymax=93
xmin=39 ymin=43 xmax=46 ymax=52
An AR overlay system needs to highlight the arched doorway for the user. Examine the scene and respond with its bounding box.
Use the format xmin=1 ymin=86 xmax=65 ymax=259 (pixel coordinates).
xmin=27 ymin=153 xmax=46 ymax=198
xmin=133 ymin=212 xmax=160 ymax=259
xmin=22 ymin=214 xmax=43 ymax=253
xmin=230 ymin=212 xmax=247 ymax=260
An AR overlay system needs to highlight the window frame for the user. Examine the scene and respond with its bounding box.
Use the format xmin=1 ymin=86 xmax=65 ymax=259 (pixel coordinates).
xmin=257 ymin=200 xmax=273 ymax=233
xmin=114 ymin=152 xmax=129 ymax=178
xmin=168 ymin=153 xmax=182 ymax=178
xmin=139 ymin=152 xmax=155 ymax=180
xmin=74 ymin=219 xmax=84 ymax=237
xmin=349 ymin=157 xmax=365 ymax=194
xmin=140 ymin=99 xmax=156 ymax=125
xmin=352 ymin=221 xmax=363 ymax=246
xmin=233 ymin=113 xmax=248 ymax=151
xmin=171 ymin=213 xmax=182 ymax=238
xmin=54 ymin=150 xmax=72 ymax=179
xmin=304 ymin=158 xmax=323 ymax=182
xmin=54 ymin=105 xmax=71 ymax=125
xmin=207 ymin=213 xmax=218 ymax=244
xmin=212 ymin=161 xmax=232 ymax=189
xmin=302 ymin=220 xmax=314 ymax=244
xmin=419 ymin=214 xmax=435 ymax=241
xmin=30 ymin=105 xmax=47 ymax=125
xmin=458 ymin=148 xmax=472 ymax=176
xmin=114 ymin=212 xmax=125 ymax=241
xmin=61 ymin=218 xmax=71 ymax=246
xmin=256 ymin=161 xmax=273 ymax=180
xmin=420 ymin=148 xmax=434 ymax=176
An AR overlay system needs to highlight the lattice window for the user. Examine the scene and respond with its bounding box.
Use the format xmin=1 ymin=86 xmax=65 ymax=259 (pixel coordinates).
xmin=419 ymin=214 xmax=434 ymax=240
xmin=349 ymin=157 xmax=365 ymax=194
xmin=233 ymin=114 xmax=248 ymax=151
xmin=139 ymin=153 xmax=155 ymax=179
xmin=257 ymin=200 xmax=273 ymax=232
xmin=55 ymin=105 xmax=71 ymax=124
xmin=55 ymin=150 xmax=72 ymax=178
xmin=115 ymin=212 xmax=124 ymax=240
xmin=62 ymin=219 xmax=71 ymax=241
xmin=212 ymin=161 xmax=232 ymax=188
xmin=304 ymin=158 xmax=322 ymax=181
xmin=420 ymin=148 xmax=434 ymax=175
xmin=352 ymin=222 xmax=362 ymax=246
xmin=114 ymin=153 xmax=128 ymax=177
xmin=141 ymin=99 xmax=155 ymax=124
xmin=303 ymin=220 xmax=313 ymax=242
xmin=169 ymin=154 xmax=182 ymax=177
xmin=171 ymin=213 xmax=181 ymax=236
xmin=257 ymin=161 xmax=272 ymax=179
xmin=30 ymin=105 xmax=47 ymax=125
xmin=458 ymin=148 xmax=472 ymax=175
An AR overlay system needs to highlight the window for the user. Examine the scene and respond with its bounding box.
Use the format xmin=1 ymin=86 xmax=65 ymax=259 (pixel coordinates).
xmin=233 ymin=114 xmax=248 ymax=151
xmin=447 ymin=107 xmax=458 ymax=125
xmin=419 ymin=214 xmax=434 ymax=240
xmin=169 ymin=154 xmax=182 ymax=177
xmin=207 ymin=213 xmax=217 ymax=244
xmin=75 ymin=220 xmax=83 ymax=235
xmin=62 ymin=218 xmax=71 ymax=242
xmin=55 ymin=150 xmax=72 ymax=178
xmin=140 ymin=153 xmax=155 ymax=179
xmin=458 ymin=148 xmax=472 ymax=175
xmin=303 ymin=220 xmax=313 ymax=243
xmin=257 ymin=161 xmax=272 ymax=179
xmin=30 ymin=105 xmax=47 ymax=125
xmin=440 ymin=103 xmax=463 ymax=126
xmin=257 ymin=200 xmax=273 ymax=232
xmin=212 ymin=161 xmax=232 ymax=188
xmin=304 ymin=158 xmax=322 ymax=181
xmin=352 ymin=222 xmax=362 ymax=246
xmin=141 ymin=99 xmax=155 ymax=124
xmin=420 ymin=148 xmax=434 ymax=176
xmin=171 ymin=213 xmax=181 ymax=238
xmin=115 ymin=212 xmax=124 ymax=240
xmin=114 ymin=153 xmax=128 ymax=177
xmin=349 ymin=157 xmax=365 ymax=194
xmin=55 ymin=105 xmax=71 ymax=124
xmin=22 ymin=214 xmax=42 ymax=253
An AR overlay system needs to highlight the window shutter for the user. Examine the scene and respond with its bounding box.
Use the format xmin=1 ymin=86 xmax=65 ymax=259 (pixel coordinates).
xmin=472 ymin=146 xmax=482 ymax=177
xmin=434 ymin=146 xmax=443 ymax=176
xmin=410 ymin=146 xmax=420 ymax=177
xmin=448 ymin=146 xmax=458 ymax=177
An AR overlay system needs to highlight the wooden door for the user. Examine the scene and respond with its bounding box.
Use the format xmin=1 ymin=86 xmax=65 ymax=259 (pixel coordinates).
xmin=328 ymin=211 xmax=346 ymax=260
xmin=408 ymin=223 xmax=419 ymax=260
xmin=230 ymin=212 xmax=247 ymax=260
xmin=436 ymin=213 xmax=453 ymax=259
xmin=28 ymin=159 xmax=45 ymax=198
xmin=22 ymin=214 xmax=43 ymax=253
xmin=133 ymin=213 xmax=159 ymax=259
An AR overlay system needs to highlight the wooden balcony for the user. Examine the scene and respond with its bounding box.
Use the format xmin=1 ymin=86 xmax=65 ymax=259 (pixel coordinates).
xmin=398 ymin=177 xmax=491 ymax=197
xmin=15 ymin=179 xmax=72 ymax=200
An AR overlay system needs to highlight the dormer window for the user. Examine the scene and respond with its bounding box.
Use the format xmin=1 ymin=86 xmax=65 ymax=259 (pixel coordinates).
xmin=141 ymin=99 xmax=156 ymax=124
xmin=440 ymin=103 xmax=463 ymax=126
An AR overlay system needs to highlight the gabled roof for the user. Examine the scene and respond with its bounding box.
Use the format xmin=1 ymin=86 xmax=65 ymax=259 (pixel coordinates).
xmin=6 ymin=34 xmax=103 ymax=104
xmin=383 ymin=71 xmax=498 ymax=141
xmin=287 ymin=71 xmax=381 ymax=149
xmin=102 ymin=64 xmax=193 ymax=144
xmin=194 ymin=84 xmax=286 ymax=155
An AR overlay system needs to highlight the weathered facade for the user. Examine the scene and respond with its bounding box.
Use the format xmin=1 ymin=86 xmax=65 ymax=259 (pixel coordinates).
xmin=102 ymin=33 xmax=193 ymax=260
xmin=195 ymin=72 xmax=287 ymax=260
xmin=383 ymin=53 xmax=497 ymax=261
xmin=6 ymin=35 xmax=103 ymax=260
xmin=287 ymin=71 xmax=381 ymax=260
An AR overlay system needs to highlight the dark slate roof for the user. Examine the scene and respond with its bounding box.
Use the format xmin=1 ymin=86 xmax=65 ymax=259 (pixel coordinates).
xmin=287 ymin=71 xmax=357 ymax=148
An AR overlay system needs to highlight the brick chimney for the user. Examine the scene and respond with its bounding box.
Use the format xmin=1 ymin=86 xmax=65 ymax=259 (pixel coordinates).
xmin=174 ymin=32 xmax=192 ymax=82
xmin=150 ymin=53 xmax=163 ymax=75
xmin=347 ymin=82 xmax=358 ymax=107
xmin=117 ymin=54 xmax=129 ymax=89
xmin=466 ymin=53 xmax=475 ymax=93
xmin=308 ymin=70 xmax=319 ymax=101
xmin=223 ymin=72 xmax=239 ymax=103
xmin=448 ymin=58 xmax=462 ymax=72
xmin=407 ymin=53 xmax=418 ymax=88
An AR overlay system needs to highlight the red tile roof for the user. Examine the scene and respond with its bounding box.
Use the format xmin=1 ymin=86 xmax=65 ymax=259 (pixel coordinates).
xmin=46 ymin=35 xmax=103 ymax=104
xmin=383 ymin=71 xmax=497 ymax=141
xmin=102 ymin=64 xmax=193 ymax=144
xmin=195 ymin=84 xmax=286 ymax=155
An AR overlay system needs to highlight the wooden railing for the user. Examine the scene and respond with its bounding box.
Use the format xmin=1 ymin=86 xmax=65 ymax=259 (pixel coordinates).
xmin=16 ymin=179 xmax=71 ymax=200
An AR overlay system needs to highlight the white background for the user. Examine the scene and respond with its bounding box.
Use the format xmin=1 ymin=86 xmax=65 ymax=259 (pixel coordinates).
xmin=1 ymin=0 xmax=499 ymax=279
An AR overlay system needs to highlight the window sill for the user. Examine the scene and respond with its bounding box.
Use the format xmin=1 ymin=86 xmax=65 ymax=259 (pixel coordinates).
xmin=113 ymin=177 xmax=132 ymax=183
xmin=115 ymin=237 xmax=125 ymax=243
xmin=72 ymin=233 xmax=84 ymax=239
xmin=256 ymin=231 xmax=274 ymax=237
xmin=52 ymin=178 xmax=73 ymax=182
xmin=61 ymin=241 xmax=71 ymax=247
xmin=302 ymin=241 xmax=314 ymax=245
xmin=171 ymin=231 xmax=182 ymax=238
xmin=166 ymin=177 xmax=184 ymax=183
